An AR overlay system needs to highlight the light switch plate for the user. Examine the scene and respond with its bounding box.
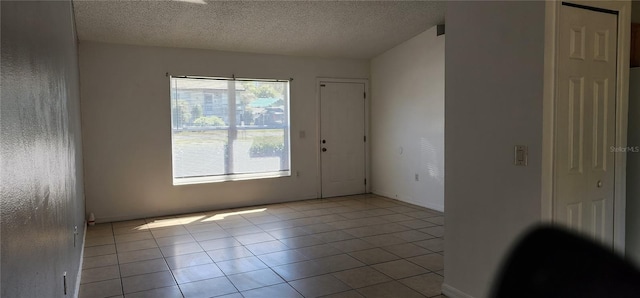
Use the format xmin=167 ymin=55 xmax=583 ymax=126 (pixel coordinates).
xmin=514 ymin=145 xmax=528 ymax=166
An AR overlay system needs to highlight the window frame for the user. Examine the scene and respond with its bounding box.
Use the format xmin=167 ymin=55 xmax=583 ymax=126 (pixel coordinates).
xmin=169 ymin=75 xmax=292 ymax=185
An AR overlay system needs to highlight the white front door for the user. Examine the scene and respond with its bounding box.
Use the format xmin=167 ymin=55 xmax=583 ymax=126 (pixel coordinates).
xmin=555 ymin=4 xmax=617 ymax=245
xmin=320 ymin=82 xmax=366 ymax=198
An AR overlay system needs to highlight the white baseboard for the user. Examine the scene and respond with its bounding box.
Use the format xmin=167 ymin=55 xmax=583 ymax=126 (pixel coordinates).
xmin=372 ymin=189 xmax=444 ymax=212
xmin=442 ymin=283 xmax=476 ymax=298
xmin=74 ymin=221 xmax=87 ymax=298
xmin=94 ymin=194 xmax=319 ymax=223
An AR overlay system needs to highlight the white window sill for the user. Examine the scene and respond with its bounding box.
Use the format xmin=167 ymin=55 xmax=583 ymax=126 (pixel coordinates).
xmin=173 ymin=171 xmax=291 ymax=186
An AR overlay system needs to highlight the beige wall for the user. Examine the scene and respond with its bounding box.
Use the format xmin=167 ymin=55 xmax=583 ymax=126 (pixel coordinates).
xmin=444 ymin=1 xmax=546 ymax=297
xmin=79 ymin=42 xmax=369 ymax=222
xmin=1 ymin=1 xmax=85 ymax=296
xmin=633 ymin=0 xmax=640 ymax=22
xmin=371 ymin=26 xmax=445 ymax=211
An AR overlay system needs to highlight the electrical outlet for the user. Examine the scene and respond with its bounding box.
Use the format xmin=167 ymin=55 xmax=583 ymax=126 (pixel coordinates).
xmin=415 ymin=174 xmax=419 ymax=181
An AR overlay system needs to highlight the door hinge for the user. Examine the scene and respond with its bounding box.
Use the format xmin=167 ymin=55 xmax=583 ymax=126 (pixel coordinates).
xmin=364 ymin=92 xmax=366 ymax=99
xmin=364 ymin=135 xmax=367 ymax=142
xmin=364 ymin=179 xmax=367 ymax=185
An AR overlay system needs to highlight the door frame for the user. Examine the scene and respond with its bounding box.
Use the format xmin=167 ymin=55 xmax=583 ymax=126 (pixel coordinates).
xmin=542 ymin=0 xmax=631 ymax=252
xmin=316 ymin=78 xmax=371 ymax=198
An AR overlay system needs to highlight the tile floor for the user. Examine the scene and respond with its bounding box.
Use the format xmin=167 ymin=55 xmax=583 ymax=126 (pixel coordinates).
xmin=79 ymin=194 xmax=445 ymax=298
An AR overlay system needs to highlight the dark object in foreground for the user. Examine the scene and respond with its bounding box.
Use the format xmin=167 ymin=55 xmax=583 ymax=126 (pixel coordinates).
xmin=492 ymin=226 xmax=640 ymax=298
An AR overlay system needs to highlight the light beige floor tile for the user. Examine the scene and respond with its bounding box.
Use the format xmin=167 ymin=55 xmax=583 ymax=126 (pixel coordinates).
xmin=87 ymin=228 xmax=116 ymax=238
xmin=244 ymin=240 xmax=289 ymax=255
xmin=381 ymin=243 xmax=432 ymax=258
xmin=159 ymin=242 xmax=203 ymax=257
xmin=179 ymin=276 xmax=238 ymax=298
xmin=399 ymin=273 xmax=443 ymax=297
xmin=424 ymin=216 xmax=445 ymax=226
xmin=241 ymin=283 xmax=302 ymax=298
xmin=155 ymin=234 xmax=196 ymax=247
xmin=356 ymin=280 xmax=424 ymax=298
xmin=79 ymin=278 xmax=122 ymax=298
xmin=206 ymin=246 xmax=253 ymax=262
xmin=165 ymin=252 xmax=213 ymax=269
xmin=80 ymin=265 xmax=120 ymax=284
xmin=316 ymin=254 xmax=365 ymax=273
xmin=86 ymin=235 xmax=115 ymax=247
xmin=361 ymin=234 xmax=407 ymax=247
xmin=84 ymin=244 xmax=117 ymax=257
xmin=151 ymin=226 xmax=190 ymax=238
xmin=407 ymin=253 xmax=444 ymax=271
xmin=399 ymin=219 xmax=437 ymax=229
xmin=321 ymin=290 xmax=365 ymax=298
xmin=300 ymin=223 xmax=336 ymax=234
xmin=314 ymin=230 xmax=356 ymax=243
xmin=280 ymin=235 xmax=325 ymax=249
xmin=184 ymin=223 xmax=223 ymax=234
xmin=332 ymin=267 xmax=392 ymax=288
xmin=115 ymin=232 xmax=154 ymax=243
xmin=121 ymin=271 xmax=176 ymax=294
xmin=119 ymin=258 xmax=169 ymax=277
xmin=414 ymin=238 xmax=443 ymax=252
xmin=234 ymin=232 xmax=276 ymax=245
xmin=216 ymin=293 xmax=244 ymax=298
xmin=114 ymin=226 xmax=149 ymax=235
xmin=379 ymin=213 xmax=414 ymax=222
xmin=394 ymin=230 xmax=435 ymax=242
xmin=372 ymin=259 xmax=428 ymax=279
xmin=197 ymin=237 xmax=240 ymax=251
xmin=83 ymin=254 xmax=118 ymax=269
xmin=124 ymin=285 xmax=182 ymax=298
xmin=257 ymin=249 xmax=309 ymax=267
xmin=420 ymin=226 xmax=444 ymax=238
xmin=266 ymin=227 xmax=310 ymax=239
xmin=116 ymin=239 xmax=158 ymax=253
xmin=216 ymin=256 xmax=268 ymax=275
xmin=118 ymin=248 xmax=164 ymax=264
xmin=227 ymin=268 xmax=285 ymax=291
xmin=315 ymin=214 xmax=349 ymax=223
xmin=271 ymin=259 xmax=329 ymax=281
xmin=348 ymin=248 xmax=401 ymax=265
xmin=172 ymin=263 xmax=224 ymax=284
xmin=289 ymin=274 xmax=351 ymax=297
xmin=190 ymin=230 xmax=230 ymax=242
xmin=296 ymin=243 xmax=343 ymax=259
xmin=330 ymin=239 xmax=374 ymax=253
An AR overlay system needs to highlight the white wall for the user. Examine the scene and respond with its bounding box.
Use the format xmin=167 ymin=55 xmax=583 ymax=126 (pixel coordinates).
xmin=370 ymin=26 xmax=444 ymax=211
xmin=444 ymin=2 xmax=546 ymax=297
xmin=628 ymin=0 xmax=640 ymax=265
xmin=1 ymin=1 xmax=86 ymax=296
xmin=79 ymin=42 xmax=369 ymax=222
xmin=626 ymin=68 xmax=640 ymax=265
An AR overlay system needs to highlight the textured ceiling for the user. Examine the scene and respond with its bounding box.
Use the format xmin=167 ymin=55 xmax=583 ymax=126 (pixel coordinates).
xmin=72 ymin=0 xmax=445 ymax=59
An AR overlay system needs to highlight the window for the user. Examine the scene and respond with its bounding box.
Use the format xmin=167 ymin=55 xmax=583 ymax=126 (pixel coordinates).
xmin=170 ymin=76 xmax=291 ymax=184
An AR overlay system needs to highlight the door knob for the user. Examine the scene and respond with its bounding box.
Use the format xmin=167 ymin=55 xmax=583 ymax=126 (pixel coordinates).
xmin=597 ymin=180 xmax=603 ymax=188
xmin=322 ymin=148 xmax=327 ymax=152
